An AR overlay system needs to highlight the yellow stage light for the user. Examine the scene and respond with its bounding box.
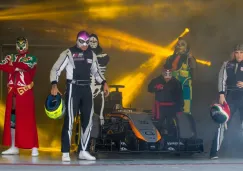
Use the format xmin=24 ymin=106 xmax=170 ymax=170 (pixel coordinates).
xmin=166 ymin=28 xmax=190 ymax=49
xmin=196 ymin=59 xmax=211 ymax=66
xmin=113 ymin=55 xmax=165 ymax=107
xmin=109 ymin=28 xmax=210 ymax=107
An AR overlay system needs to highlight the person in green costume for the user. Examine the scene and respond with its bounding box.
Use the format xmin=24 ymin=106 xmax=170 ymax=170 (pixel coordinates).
xmin=164 ymin=37 xmax=197 ymax=138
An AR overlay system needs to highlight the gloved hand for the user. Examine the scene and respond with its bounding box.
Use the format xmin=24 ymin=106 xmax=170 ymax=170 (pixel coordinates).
xmin=100 ymin=115 xmax=105 ymax=126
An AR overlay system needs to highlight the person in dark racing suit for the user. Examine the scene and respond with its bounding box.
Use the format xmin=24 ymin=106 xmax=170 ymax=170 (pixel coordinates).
xmin=148 ymin=67 xmax=184 ymax=137
xmin=210 ymin=44 xmax=243 ymax=159
xmin=50 ymin=30 xmax=109 ymax=162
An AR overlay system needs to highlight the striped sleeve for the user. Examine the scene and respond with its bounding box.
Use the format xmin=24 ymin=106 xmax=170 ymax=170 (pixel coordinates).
xmin=218 ymin=61 xmax=228 ymax=94
xmin=50 ymin=49 xmax=69 ymax=84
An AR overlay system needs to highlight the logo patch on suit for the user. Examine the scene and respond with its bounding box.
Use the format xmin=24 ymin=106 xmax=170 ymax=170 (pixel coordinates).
xmin=155 ymin=84 xmax=163 ymax=90
xmin=73 ymin=53 xmax=84 ymax=61
xmin=241 ymin=67 xmax=243 ymax=71
xmin=227 ymin=63 xmax=234 ymax=69
xmin=87 ymin=59 xmax=92 ymax=63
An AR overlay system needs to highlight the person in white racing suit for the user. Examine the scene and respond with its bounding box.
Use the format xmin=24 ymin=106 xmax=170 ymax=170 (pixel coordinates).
xmin=210 ymin=44 xmax=243 ymax=159
xmin=76 ymin=33 xmax=110 ymax=153
xmin=50 ymin=30 xmax=109 ymax=162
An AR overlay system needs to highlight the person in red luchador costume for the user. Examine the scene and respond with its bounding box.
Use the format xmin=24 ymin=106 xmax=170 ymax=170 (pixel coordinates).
xmin=0 ymin=37 xmax=39 ymax=156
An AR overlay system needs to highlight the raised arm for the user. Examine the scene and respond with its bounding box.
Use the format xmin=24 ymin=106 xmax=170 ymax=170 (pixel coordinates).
xmin=148 ymin=78 xmax=160 ymax=93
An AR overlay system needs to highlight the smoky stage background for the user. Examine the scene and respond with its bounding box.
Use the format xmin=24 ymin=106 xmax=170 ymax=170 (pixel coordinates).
xmin=0 ymin=0 xmax=242 ymax=156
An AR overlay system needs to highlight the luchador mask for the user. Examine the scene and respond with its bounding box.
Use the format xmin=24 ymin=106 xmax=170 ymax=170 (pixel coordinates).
xmin=76 ymin=31 xmax=90 ymax=51
xmin=89 ymin=36 xmax=98 ymax=49
xmin=16 ymin=37 xmax=28 ymax=55
xmin=175 ymin=39 xmax=187 ymax=54
xmin=162 ymin=68 xmax=172 ymax=81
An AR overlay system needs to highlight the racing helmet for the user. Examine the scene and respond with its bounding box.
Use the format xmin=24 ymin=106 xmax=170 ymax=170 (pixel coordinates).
xmin=44 ymin=93 xmax=65 ymax=119
xmin=210 ymin=102 xmax=230 ymax=124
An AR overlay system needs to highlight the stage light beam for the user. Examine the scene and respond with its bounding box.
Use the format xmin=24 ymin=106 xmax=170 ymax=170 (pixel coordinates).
xmin=166 ymin=28 xmax=190 ymax=49
xmin=113 ymin=55 xmax=165 ymax=107
xmin=67 ymin=25 xmax=211 ymax=66
xmin=112 ymin=38 xmax=177 ymax=107
xmin=109 ymin=28 xmax=210 ymax=107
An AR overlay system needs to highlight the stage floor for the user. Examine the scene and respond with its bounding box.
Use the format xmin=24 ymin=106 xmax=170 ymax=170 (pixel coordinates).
xmin=0 ymin=151 xmax=243 ymax=171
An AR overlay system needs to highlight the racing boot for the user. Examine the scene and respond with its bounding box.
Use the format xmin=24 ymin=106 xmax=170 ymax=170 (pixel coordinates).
xmin=210 ymin=144 xmax=219 ymax=160
xmin=2 ymin=128 xmax=19 ymax=155
xmin=79 ymin=151 xmax=96 ymax=160
xmin=62 ymin=153 xmax=71 ymax=162
xmin=31 ymin=147 xmax=39 ymax=157
xmin=210 ymin=151 xmax=218 ymax=160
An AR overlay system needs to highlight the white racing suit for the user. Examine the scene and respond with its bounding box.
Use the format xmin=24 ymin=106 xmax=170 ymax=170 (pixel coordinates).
xmin=50 ymin=46 xmax=106 ymax=153
xmin=210 ymin=60 xmax=243 ymax=157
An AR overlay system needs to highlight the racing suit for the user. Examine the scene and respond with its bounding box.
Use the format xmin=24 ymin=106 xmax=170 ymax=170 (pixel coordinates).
xmin=50 ymin=46 xmax=106 ymax=153
xmin=164 ymin=52 xmax=197 ymax=137
xmin=210 ymin=59 xmax=243 ymax=157
xmin=148 ymin=76 xmax=184 ymax=137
